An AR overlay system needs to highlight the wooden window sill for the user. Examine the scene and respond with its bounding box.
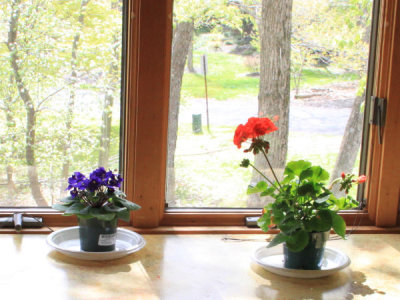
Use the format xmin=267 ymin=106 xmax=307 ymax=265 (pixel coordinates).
xmin=1 ymin=225 xmax=399 ymax=235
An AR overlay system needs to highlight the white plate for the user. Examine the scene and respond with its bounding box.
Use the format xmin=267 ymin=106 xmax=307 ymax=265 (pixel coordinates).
xmin=253 ymin=246 xmax=350 ymax=278
xmin=47 ymin=226 xmax=145 ymax=261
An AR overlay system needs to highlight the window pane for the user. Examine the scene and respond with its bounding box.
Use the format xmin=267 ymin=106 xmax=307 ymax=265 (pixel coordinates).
xmin=166 ymin=0 xmax=373 ymax=208
xmin=0 ymin=0 xmax=123 ymax=207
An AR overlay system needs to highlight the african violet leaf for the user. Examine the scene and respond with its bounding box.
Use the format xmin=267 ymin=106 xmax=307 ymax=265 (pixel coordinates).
xmin=52 ymin=203 xmax=69 ymax=212
xmin=104 ymin=205 xmax=127 ymax=213
xmin=330 ymin=211 xmax=346 ymax=238
xmin=59 ymin=197 xmax=75 ymax=204
xmin=117 ymin=209 xmax=131 ymax=222
xmin=284 ymin=160 xmax=312 ymax=177
xmin=285 ymin=229 xmax=309 ymax=252
xmin=118 ymin=199 xmax=141 ymax=211
xmin=89 ymin=207 xmax=116 ymax=221
xmin=76 ymin=214 xmax=92 ymax=219
xmin=65 ymin=203 xmax=86 ymax=214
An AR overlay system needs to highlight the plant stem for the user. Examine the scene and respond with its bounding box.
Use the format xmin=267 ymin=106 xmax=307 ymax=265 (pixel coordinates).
xmin=249 ymin=162 xmax=279 ymax=191
xmin=260 ymin=148 xmax=283 ymax=190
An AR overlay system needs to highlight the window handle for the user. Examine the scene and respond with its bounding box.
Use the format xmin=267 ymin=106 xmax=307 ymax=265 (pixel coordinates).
xmin=370 ymin=96 xmax=386 ymax=144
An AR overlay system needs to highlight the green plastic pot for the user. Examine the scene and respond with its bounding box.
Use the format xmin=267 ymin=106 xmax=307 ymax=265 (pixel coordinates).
xmin=283 ymin=231 xmax=330 ymax=270
xmin=78 ymin=216 xmax=118 ymax=252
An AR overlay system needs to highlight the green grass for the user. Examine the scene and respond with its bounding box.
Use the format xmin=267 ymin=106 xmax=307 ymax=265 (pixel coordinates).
xmin=182 ymin=52 xmax=258 ymax=100
xmin=182 ymin=51 xmax=359 ymax=100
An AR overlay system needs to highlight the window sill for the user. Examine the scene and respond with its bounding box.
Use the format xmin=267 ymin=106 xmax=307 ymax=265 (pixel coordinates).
xmin=1 ymin=225 xmax=399 ymax=235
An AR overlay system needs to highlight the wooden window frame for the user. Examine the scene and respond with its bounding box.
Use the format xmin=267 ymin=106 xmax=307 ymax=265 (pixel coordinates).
xmin=1 ymin=0 xmax=398 ymax=230
xmin=127 ymin=0 xmax=399 ymax=229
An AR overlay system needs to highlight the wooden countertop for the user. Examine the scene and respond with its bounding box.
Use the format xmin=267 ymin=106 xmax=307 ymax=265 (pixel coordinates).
xmin=1 ymin=232 xmax=399 ymax=299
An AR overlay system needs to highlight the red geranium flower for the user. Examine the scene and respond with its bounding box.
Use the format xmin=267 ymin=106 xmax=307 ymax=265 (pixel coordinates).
xmin=356 ymin=175 xmax=366 ymax=183
xmin=233 ymin=117 xmax=278 ymax=148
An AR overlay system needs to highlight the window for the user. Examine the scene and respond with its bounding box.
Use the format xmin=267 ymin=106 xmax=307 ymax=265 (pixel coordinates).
xmin=0 ymin=0 xmax=123 ymax=208
xmin=166 ymin=0 xmax=375 ymax=210
xmin=129 ymin=0 xmax=399 ymax=228
xmin=1 ymin=0 xmax=398 ymax=229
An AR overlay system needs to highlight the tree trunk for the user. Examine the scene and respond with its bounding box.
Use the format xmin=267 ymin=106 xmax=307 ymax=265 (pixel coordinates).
xmin=61 ymin=0 xmax=90 ymax=188
xmin=99 ymin=31 xmax=120 ymax=168
xmin=166 ymin=21 xmax=194 ymax=207
xmin=249 ymin=0 xmax=293 ymax=207
xmin=6 ymin=166 xmax=18 ymax=202
xmin=7 ymin=0 xmax=47 ymax=206
xmin=330 ymin=92 xmax=365 ymax=197
xmin=330 ymin=6 xmax=370 ymax=198
xmin=187 ymin=37 xmax=196 ymax=73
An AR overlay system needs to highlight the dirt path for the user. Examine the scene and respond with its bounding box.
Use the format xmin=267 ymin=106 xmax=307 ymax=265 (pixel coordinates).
xmin=179 ymin=81 xmax=358 ymax=136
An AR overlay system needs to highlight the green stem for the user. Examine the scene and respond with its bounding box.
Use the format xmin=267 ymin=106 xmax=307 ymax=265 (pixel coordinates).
xmin=249 ymin=162 xmax=279 ymax=191
xmin=260 ymin=148 xmax=283 ymax=190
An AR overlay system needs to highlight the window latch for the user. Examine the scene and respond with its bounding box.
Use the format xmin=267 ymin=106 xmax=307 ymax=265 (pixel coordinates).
xmin=370 ymin=96 xmax=386 ymax=144
xmin=0 ymin=213 xmax=43 ymax=232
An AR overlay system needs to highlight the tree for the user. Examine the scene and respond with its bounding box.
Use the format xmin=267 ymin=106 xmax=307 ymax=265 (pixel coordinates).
xmin=5 ymin=0 xmax=55 ymax=206
xmin=327 ymin=0 xmax=372 ymax=185
xmin=249 ymin=0 xmax=293 ymax=207
xmin=166 ymin=0 xmax=244 ymax=206
xmin=60 ymin=0 xmax=91 ymax=189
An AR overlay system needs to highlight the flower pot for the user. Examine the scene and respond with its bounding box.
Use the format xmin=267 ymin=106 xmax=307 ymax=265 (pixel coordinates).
xmin=283 ymin=231 xmax=330 ymax=270
xmin=78 ymin=216 xmax=118 ymax=252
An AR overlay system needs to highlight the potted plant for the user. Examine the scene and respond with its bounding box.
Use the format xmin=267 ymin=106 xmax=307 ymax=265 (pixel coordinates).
xmin=53 ymin=167 xmax=140 ymax=252
xmin=234 ymin=117 xmax=366 ymax=270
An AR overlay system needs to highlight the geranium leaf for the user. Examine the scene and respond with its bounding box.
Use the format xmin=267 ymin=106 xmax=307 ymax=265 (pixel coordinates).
xmin=279 ymin=219 xmax=302 ymax=234
xmin=299 ymin=168 xmax=313 ymax=181
xmin=257 ymin=213 xmax=272 ymax=231
xmin=267 ymin=233 xmax=288 ymax=248
xmin=247 ymin=181 xmax=268 ymax=195
xmin=260 ymin=186 xmax=276 ymax=197
xmin=284 ymin=160 xmax=312 ymax=177
xmin=285 ymin=230 xmax=309 ymax=252
xmin=330 ymin=211 xmax=346 ymax=238
xmin=306 ymin=210 xmax=332 ymax=232
xmin=309 ymin=166 xmax=329 ymax=182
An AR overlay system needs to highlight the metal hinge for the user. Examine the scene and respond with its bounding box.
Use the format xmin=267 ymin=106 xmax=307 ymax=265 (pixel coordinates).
xmin=369 ymin=96 xmax=386 ymax=144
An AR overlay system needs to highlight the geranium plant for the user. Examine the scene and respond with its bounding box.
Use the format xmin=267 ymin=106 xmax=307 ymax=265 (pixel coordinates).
xmin=234 ymin=117 xmax=366 ymax=252
xmin=53 ymin=167 xmax=140 ymax=221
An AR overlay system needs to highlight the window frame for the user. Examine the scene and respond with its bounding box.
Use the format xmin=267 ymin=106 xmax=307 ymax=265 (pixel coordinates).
xmin=1 ymin=0 xmax=398 ymax=230
xmin=129 ymin=0 xmax=399 ymax=228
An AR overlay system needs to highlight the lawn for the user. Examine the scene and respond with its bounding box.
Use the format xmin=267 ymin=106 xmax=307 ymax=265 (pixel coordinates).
xmin=181 ymin=51 xmax=359 ymax=100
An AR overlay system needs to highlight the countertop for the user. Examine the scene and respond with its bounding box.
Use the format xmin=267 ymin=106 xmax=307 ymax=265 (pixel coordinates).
xmin=1 ymin=232 xmax=399 ymax=299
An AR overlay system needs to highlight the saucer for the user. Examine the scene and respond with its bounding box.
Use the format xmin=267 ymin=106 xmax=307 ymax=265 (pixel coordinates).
xmin=253 ymin=246 xmax=350 ymax=278
xmin=47 ymin=226 xmax=145 ymax=261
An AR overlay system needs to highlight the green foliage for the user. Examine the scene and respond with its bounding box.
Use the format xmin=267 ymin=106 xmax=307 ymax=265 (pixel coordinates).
xmin=0 ymin=0 xmax=123 ymax=205
xmin=53 ymin=190 xmax=140 ymax=222
xmin=256 ymin=160 xmax=359 ymax=252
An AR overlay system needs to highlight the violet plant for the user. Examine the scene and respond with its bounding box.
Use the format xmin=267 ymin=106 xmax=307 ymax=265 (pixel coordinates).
xmin=53 ymin=167 xmax=140 ymax=221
